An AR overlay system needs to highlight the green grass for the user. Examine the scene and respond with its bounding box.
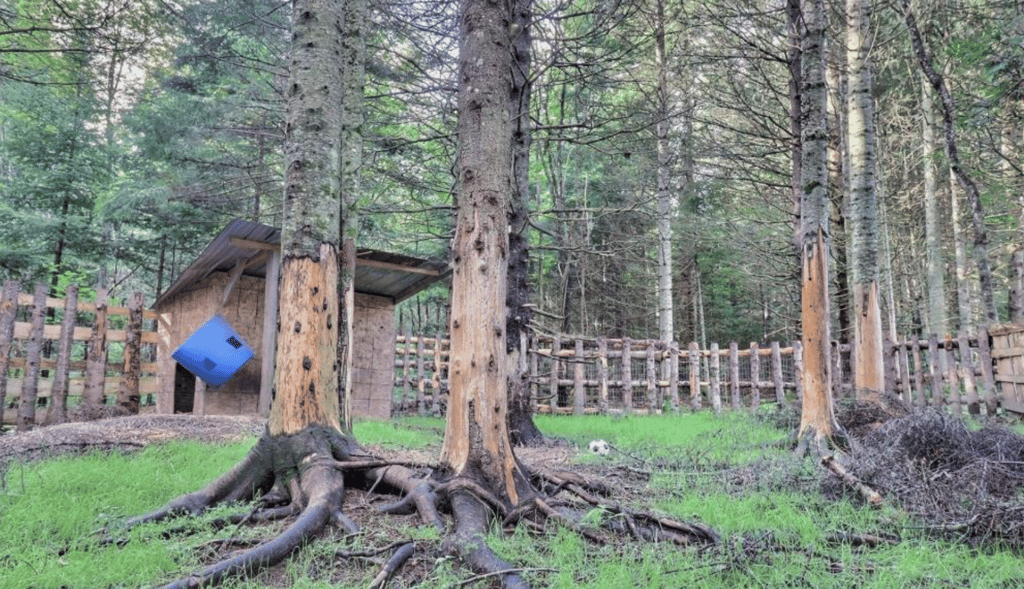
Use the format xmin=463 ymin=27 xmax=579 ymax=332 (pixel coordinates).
xmin=2 ymin=413 xmax=1023 ymax=588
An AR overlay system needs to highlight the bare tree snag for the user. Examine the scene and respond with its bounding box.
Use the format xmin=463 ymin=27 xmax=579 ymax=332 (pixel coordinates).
xmin=796 ymin=0 xmax=844 ymax=456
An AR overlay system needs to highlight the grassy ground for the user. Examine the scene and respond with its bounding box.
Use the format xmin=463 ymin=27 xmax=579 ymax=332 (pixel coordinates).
xmin=2 ymin=411 xmax=1023 ymax=588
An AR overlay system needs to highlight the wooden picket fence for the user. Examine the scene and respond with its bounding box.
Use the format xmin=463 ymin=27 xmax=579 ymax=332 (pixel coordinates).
xmin=394 ymin=328 xmax=1024 ymax=418
xmin=0 ymin=281 xmax=160 ymax=429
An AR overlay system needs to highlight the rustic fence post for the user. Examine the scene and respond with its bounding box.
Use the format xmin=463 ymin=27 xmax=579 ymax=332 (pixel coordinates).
xmin=668 ymin=342 xmax=680 ymax=411
xmin=415 ymin=335 xmax=426 ymax=415
xmin=793 ymin=340 xmax=803 ymax=403
xmin=400 ymin=331 xmax=411 ymax=412
xmin=549 ymin=335 xmax=562 ymax=411
xmin=956 ymin=331 xmax=979 ymax=414
xmin=927 ymin=333 xmax=941 ymax=407
xmin=749 ymin=342 xmax=760 ymax=412
xmin=48 ymin=284 xmax=78 ymax=425
xmin=897 ymin=338 xmax=912 ymax=405
xmin=646 ymin=343 xmax=658 ymax=412
xmin=976 ymin=325 xmax=997 ymax=413
xmin=434 ymin=331 xmax=446 ymax=413
xmin=0 ymin=281 xmax=20 ymax=426
xmin=945 ymin=335 xmax=961 ymax=415
xmin=688 ymin=341 xmax=700 ymax=410
xmin=84 ymin=288 xmax=109 ymax=407
xmin=709 ymin=342 xmax=722 ymax=412
xmin=118 ymin=291 xmax=144 ymax=415
xmin=729 ymin=342 xmax=740 ymax=410
xmin=622 ymin=337 xmax=633 ymax=412
xmin=532 ymin=333 xmax=540 ymax=411
xmin=17 ymin=283 xmax=47 ymax=430
xmin=771 ymin=341 xmax=785 ymax=407
xmin=432 ymin=332 xmax=444 ymax=413
xmin=597 ymin=337 xmax=609 ymax=413
xmin=575 ymin=338 xmax=586 ymax=415
xmin=911 ymin=337 xmax=925 ymax=408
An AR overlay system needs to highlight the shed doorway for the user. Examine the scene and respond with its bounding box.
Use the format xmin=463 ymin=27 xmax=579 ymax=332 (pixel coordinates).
xmin=173 ymin=363 xmax=196 ymax=413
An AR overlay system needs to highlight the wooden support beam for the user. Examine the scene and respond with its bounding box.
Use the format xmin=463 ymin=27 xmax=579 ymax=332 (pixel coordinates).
xmin=258 ymin=249 xmax=280 ymax=416
xmin=220 ymin=259 xmax=246 ymax=309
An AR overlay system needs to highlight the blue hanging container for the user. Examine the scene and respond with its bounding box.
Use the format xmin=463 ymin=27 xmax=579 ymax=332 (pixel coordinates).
xmin=172 ymin=316 xmax=254 ymax=387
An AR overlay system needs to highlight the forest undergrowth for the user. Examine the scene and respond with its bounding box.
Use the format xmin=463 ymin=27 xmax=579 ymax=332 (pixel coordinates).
xmin=2 ymin=409 xmax=1024 ymax=588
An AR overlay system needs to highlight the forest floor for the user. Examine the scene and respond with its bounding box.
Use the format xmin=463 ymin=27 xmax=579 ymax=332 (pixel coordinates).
xmin=3 ymin=406 xmax=1024 ymax=588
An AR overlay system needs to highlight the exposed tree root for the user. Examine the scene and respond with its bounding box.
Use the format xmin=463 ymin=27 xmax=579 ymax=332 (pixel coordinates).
xmin=117 ymin=428 xmax=717 ymax=589
xmin=445 ymin=490 xmax=531 ymax=589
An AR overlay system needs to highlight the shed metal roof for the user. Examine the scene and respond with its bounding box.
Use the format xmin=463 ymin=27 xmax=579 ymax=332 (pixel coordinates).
xmin=153 ymin=219 xmax=450 ymax=309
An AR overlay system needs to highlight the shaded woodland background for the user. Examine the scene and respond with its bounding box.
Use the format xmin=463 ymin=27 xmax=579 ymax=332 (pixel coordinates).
xmin=2 ymin=0 xmax=1023 ymax=344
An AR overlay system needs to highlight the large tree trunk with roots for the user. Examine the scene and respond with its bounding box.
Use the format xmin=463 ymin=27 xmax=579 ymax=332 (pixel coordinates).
xmin=440 ymin=1 xmax=534 ymax=583
xmin=121 ymin=2 xmax=368 ymax=586
xmin=796 ymin=0 xmax=844 ymax=457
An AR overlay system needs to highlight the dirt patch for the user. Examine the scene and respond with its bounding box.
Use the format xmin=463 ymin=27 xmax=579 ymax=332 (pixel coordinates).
xmin=0 ymin=414 xmax=267 ymax=470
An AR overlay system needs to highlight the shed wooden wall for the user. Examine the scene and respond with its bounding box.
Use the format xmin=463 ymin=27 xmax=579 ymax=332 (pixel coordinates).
xmin=156 ymin=272 xmax=264 ymax=415
xmin=155 ymin=273 xmax=395 ymax=419
xmin=351 ymin=293 xmax=395 ymax=419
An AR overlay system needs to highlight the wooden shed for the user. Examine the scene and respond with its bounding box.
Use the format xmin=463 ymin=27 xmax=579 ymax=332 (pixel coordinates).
xmin=153 ymin=219 xmax=450 ymax=419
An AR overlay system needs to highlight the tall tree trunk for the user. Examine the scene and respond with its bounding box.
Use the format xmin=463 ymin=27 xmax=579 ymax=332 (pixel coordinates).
xmin=654 ymin=0 xmax=674 ymax=344
xmin=441 ymin=0 xmax=532 ymax=508
xmin=507 ymin=0 xmax=543 ymax=446
xmin=921 ymin=74 xmax=948 ymax=335
xmin=337 ymin=0 xmax=366 ymax=432
xmin=847 ymin=0 xmax=885 ymax=401
xmin=951 ymin=169 xmax=974 ymax=331
xmin=129 ymin=6 xmax=363 ymax=587
xmin=788 ymin=0 xmax=803 ymax=263
xmin=797 ymin=0 xmax=843 ymax=454
xmin=901 ymin=0 xmax=998 ymax=324
xmin=826 ymin=51 xmax=851 ymax=344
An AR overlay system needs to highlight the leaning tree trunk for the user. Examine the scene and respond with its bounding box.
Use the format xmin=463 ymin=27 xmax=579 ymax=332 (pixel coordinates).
xmin=797 ymin=0 xmax=844 ymax=456
xmin=901 ymin=0 xmax=998 ymax=325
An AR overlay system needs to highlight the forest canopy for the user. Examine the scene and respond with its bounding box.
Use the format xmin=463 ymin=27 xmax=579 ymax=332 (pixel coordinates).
xmin=2 ymin=0 xmax=1022 ymax=344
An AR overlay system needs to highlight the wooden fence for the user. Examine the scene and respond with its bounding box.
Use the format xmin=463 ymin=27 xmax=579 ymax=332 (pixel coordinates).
xmin=5 ymin=277 xmax=1024 ymax=427
xmin=0 ymin=281 xmax=159 ymax=428
xmin=394 ymin=328 xmax=1024 ymax=418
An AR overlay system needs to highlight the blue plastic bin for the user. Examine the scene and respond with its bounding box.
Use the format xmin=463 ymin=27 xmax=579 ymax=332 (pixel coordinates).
xmin=172 ymin=316 xmax=254 ymax=386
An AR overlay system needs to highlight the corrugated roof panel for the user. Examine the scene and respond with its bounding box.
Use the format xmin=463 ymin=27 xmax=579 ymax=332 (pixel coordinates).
xmin=153 ymin=219 xmax=449 ymax=309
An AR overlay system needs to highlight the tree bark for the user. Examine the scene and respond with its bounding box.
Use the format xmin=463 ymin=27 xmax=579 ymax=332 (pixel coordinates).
xmin=441 ymin=0 xmax=532 ymax=507
xmin=921 ymin=74 xmax=948 ymax=335
xmin=507 ymin=0 xmax=543 ymax=446
xmin=654 ymin=0 xmax=674 ymax=344
xmin=797 ymin=0 xmax=843 ymax=453
xmin=847 ymin=0 xmax=885 ymax=401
